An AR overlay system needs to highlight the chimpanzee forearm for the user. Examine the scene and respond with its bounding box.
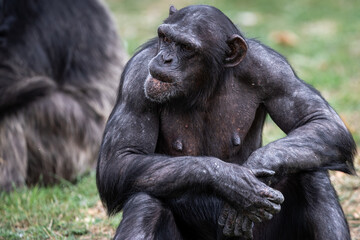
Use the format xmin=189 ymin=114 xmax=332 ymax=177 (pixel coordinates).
xmin=244 ymin=119 xmax=356 ymax=175
xmin=98 ymin=151 xmax=217 ymax=207
xmin=97 ymin=145 xmax=283 ymax=217
xmin=241 ymin=45 xmax=356 ymax=176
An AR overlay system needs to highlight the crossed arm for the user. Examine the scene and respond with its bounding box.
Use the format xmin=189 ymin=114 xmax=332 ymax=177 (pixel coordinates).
xmin=96 ymin=45 xmax=356 ymax=239
xmin=96 ymin=96 xmax=283 ymax=219
xmin=96 ymin=50 xmax=284 ymax=222
xmin=219 ymin=44 xmax=356 ymax=238
xmin=242 ymin=47 xmax=356 ymax=175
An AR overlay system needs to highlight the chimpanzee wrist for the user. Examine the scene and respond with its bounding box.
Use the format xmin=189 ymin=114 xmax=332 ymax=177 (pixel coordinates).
xmin=244 ymin=148 xmax=281 ymax=174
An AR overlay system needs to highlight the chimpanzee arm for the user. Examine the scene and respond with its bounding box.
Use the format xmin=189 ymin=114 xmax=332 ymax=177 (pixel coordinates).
xmin=243 ymin=42 xmax=356 ymax=175
xmin=96 ymin=46 xmax=284 ymax=218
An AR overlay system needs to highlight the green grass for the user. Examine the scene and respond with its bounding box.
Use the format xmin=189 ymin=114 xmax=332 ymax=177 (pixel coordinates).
xmin=1 ymin=0 xmax=360 ymax=239
xmin=0 ymin=172 xmax=121 ymax=239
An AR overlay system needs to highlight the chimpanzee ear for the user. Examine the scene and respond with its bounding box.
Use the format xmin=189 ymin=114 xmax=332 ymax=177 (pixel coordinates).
xmin=224 ymin=34 xmax=248 ymax=68
xmin=169 ymin=5 xmax=177 ymax=16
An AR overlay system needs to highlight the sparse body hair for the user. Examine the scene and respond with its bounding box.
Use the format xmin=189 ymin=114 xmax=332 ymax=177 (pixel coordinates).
xmin=97 ymin=5 xmax=356 ymax=240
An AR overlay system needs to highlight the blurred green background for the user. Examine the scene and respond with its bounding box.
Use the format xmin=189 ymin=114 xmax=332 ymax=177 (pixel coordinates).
xmin=1 ymin=0 xmax=359 ymax=239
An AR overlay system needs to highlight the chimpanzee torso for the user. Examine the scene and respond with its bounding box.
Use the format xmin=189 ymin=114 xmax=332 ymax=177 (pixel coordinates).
xmin=156 ymin=76 xmax=267 ymax=164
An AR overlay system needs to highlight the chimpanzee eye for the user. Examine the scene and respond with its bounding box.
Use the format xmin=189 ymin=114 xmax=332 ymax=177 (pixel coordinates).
xmin=163 ymin=36 xmax=172 ymax=44
xmin=184 ymin=45 xmax=192 ymax=51
xmin=181 ymin=44 xmax=192 ymax=52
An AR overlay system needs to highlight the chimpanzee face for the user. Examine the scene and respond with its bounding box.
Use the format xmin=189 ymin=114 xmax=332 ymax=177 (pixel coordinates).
xmin=144 ymin=5 xmax=247 ymax=104
xmin=144 ymin=24 xmax=208 ymax=103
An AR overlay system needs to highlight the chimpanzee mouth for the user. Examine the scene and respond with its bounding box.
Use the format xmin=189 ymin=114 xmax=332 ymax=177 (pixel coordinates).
xmin=149 ymin=73 xmax=173 ymax=83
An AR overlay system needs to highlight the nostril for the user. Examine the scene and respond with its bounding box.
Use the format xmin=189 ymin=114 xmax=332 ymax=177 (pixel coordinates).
xmin=164 ymin=58 xmax=172 ymax=64
xmin=162 ymin=54 xmax=173 ymax=64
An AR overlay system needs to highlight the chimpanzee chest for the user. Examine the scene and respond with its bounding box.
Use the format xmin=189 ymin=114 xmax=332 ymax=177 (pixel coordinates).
xmin=156 ymin=81 xmax=260 ymax=161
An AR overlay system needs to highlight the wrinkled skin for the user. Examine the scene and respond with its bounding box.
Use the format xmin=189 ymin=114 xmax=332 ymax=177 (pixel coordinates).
xmin=97 ymin=5 xmax=356 ymax=240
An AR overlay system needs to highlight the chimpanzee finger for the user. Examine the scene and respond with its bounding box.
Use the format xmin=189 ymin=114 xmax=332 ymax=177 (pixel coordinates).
xmin=247 ymin=213 xmax=262 ymax=223
xmin=251 ymin=168 xmax=275 ymax=178
xmin=251 ymin=193 xmax=281 ymax=216
xmin=264 ymin=198 xmax=282 ymax=215
xmin=218 ymin=204 xmax=230 ymax=227
xmin=223 ymin=207 xmax=237 ymax=236
xmin=252 ymin=197 xmax=282 ymax=217
xmin=255 ymin=209 xmax=273 ymax=221
xmin=242 ymin=217 xmax=254 ymax=239
xmin=234 ymin=215 xmax=244 ymax=237
xmin=259 ymin=186 xmax=284 ymax=205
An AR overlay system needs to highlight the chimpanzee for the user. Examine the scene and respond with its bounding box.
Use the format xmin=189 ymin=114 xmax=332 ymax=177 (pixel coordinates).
xmin=96 ymin=5 xmax=356 ymax=240
xmin=0 ymin=0 xmax=126 ymax=191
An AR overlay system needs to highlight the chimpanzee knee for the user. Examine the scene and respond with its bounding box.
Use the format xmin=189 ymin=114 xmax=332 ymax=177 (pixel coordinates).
xmin=254 ymin=171 xmax=350 ymax=240
xmin=115 ymin=192 xmax=182 ymax=240
xmin=302 ymin=171 xmax=350 ymax=240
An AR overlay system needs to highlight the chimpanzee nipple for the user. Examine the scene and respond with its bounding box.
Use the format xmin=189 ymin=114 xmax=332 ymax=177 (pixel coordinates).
xmin=173 ymin=139 xmax=183 ymax=152
xmin=232 ymin=133 xmax=241 ymax=146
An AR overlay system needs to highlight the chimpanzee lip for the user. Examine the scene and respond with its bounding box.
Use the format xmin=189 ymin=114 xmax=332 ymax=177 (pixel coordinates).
xmin=150 ymin=73 xmax=173 ymax=83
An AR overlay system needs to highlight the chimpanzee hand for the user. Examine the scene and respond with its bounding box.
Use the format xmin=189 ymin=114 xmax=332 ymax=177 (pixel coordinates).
xmin=218 ymin=203 xmax=254 ymax=239
xmin=214 ymin=165 xmax=284 ymax=225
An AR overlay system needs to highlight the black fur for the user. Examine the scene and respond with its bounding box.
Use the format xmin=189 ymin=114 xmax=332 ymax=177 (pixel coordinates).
xmin=0 ymin=0 xmax=126 ymax=191
xmin=97 ymin=5 xmax=356 ymax=240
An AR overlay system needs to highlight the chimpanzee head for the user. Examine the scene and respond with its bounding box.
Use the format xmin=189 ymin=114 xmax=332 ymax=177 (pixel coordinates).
xmin=144 ymin=5 xmax=248 ymax=106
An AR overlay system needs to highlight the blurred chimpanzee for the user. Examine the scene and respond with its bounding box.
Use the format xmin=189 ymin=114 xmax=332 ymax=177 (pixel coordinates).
xmin=97 ymin=5 xmax=356 ymax=240
xmin=0 ymin=0 xmax=126 ymax=191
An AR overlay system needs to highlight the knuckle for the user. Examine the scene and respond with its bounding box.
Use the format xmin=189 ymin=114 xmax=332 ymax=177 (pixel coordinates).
xmin=223 ymin=227 xmax=233 ymax=236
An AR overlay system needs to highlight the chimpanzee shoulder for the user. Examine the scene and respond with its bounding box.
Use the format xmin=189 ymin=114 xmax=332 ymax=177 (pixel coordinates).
xmin=117 ymin=38 xmax=158 ymax=107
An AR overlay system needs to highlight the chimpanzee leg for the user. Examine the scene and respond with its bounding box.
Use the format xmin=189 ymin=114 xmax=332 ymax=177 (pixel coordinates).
xmin=254 ymin=171 xmax=350 ymax=240
xmin=168 ymin=193 xmax=225 ymax=240
xmin=0 ymin=114 xmax=27 ymax=191
xmin=114 ymin=192 xmax=183 ymax=240
xmin=302 ymin=171 xmax=350 ymax=240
